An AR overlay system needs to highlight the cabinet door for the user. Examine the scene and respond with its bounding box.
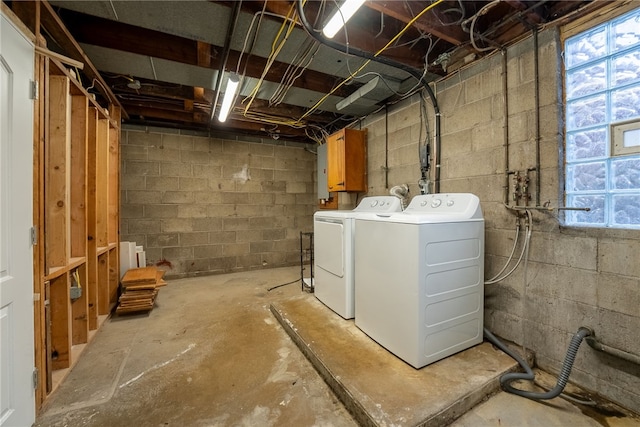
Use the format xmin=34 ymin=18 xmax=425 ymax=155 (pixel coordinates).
xmin=326 ymin=128 xmax=366 ymax=192
xmin=327 ymin=130 xmax=346 ymax=191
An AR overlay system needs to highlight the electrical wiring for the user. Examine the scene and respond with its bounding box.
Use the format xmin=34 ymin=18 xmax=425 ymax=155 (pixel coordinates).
xmin=235 ymin=2 xmax=270 ymax=75
xmin=297 ymin=0 xmax=445 ymax=122
xmin=233 ymin=106 xmax=307 ymax=129
xmin=435 ymin=0 xmax=466 ymax=26
xmin=469 ymin=0 xmax=503 ymax=52
xmin=234 ymin=3 xmax=329 ymax=130
xmin=267 ymin=278 xmax=300 ymax=291
xmin=86 ymin=78 xmax=110 ymax=97
xmin=305 ymin=126 xmax=330 ymax=144
xmin=419 ymin=91 xmax=431 ymax=168
xmin=341 ymin=32 xmax=435 ymax=100
xmin=269 ymin=38 xmax=320 ymax=106
xmin=242 ymin=4 xmax=298 ymax=114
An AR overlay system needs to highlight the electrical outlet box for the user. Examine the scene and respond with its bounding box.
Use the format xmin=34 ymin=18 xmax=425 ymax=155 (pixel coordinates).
xmin=69 ymin=287 xmax=82 ymax=300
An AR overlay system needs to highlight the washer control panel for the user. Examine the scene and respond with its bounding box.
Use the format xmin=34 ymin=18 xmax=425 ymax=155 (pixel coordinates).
xmin=353 ymin=196 xmax=403 ymax=213
xmin=405 ymin=193 xmax=481 ymax=218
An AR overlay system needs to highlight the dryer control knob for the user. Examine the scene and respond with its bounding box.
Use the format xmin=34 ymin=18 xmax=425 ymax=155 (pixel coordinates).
xmin=431 ymin=199 xmax=442 ymax=208
xmin=420 ymin=200 xmax=428 ymax=207
xmin=370 ymin=200 xmax=378 ymax=207
xmin=447 ymin=199 xmax=455 ymax=207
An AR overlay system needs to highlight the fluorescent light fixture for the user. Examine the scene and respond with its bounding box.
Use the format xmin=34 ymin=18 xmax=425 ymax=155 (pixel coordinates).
xmin=322 ymin=0 xmax=366 ymax=39
xmin=218 ymin=73 xmax=239 ymax=123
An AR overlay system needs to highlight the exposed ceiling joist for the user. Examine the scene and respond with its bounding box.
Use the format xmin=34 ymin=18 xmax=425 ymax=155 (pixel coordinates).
xmin=29 ymin=0 xmax=612 ymax=143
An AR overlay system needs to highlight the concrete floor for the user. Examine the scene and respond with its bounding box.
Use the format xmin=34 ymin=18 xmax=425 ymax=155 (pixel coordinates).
xmin=35 ymin=266 xmax=640 ymax=427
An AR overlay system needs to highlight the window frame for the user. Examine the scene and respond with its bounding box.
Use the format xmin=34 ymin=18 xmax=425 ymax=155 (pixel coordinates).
xmin=561 ymin=5 xmax=640 ymax=230
xmin=611 ymin=118 xmax=640 ymax=157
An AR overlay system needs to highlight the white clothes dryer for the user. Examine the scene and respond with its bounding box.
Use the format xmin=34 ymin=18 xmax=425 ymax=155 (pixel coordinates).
xmin=314 ymin=196 xmax=403 ymax=319
xmin=354 ymin=193 xmax=484 ymax=368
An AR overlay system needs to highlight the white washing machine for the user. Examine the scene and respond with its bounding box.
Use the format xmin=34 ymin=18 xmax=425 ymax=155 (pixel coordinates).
xmin=314 ymin=196 xmax=403 ymax=319
xmin=354 ymin=193 xmax=484 ymax=368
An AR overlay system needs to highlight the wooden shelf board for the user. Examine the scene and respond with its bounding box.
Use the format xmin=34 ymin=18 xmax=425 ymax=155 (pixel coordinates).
xmin=108 ymin=242 xmax=118 ymax=250
xmin=97 ymin=246 xmax=109 ymax=255
xmin=45 ymin=266 xmax=66 ymax=281
xmin=68 ymin=257 xmax=86 ymax=270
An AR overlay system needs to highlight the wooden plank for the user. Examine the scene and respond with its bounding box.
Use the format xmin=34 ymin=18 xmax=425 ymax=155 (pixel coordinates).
xmin=107 ymin=123 xmax=119 ymax=244
xmin=121 ymin=266 xmax=159 ymax=285
xmin=46 ymin=75 xmax=71 ymax=269
xmin=156 ymin=270 xmax=167 ymax=287
xmin=97 ymin=253 xmax=109 ymax=315
xmin=34 ymin=33 xmax=49 ymax=409
xmin=96 ymin=119 xmax=109 ymax=247
xmin=44 ymin=280 xmax=52 ymax=393
xmin=122 ymin=283 xmax=156 ymax=291
xmin=39 ymin=0 xmax=126 ymax=116
xmin=7 ymin=1 xmax=37 ymax=37
xmin=70 ymin=95 xmax=88 ymax=258
xmin=108 ymin=248 xmax=119 ymax=307
xmin=70 ymin=264 xmax=88 ymax=345
xmin=49 ymin=274 xmax=71 ymax=370
xmin=86 ymin=107 xmax=99 ymax=330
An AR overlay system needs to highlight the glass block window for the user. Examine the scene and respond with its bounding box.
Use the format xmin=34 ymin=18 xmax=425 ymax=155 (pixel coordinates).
xmin=565 ymin=7 xmax=640 ymax=228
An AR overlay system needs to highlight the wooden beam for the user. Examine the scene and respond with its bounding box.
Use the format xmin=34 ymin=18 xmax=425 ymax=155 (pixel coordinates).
xmin=86 ymin=107 xmax=99 ymax=330
xmin=8 ymin=0 xmax=39 ymax=36
xmin=363 ymin=1 xmax=467 ymax=46
xmin=46 ymin=76 xmax=71 ymax=271
xmin=503 ymin=0 xmax=545 ymax=24
xmin=39 ymin=1 xmax=126 ymax=117
xmin=57 ymin=7 xmax=358 ymax=98
xmin=125 ymin=105 xmax=310 ymax=137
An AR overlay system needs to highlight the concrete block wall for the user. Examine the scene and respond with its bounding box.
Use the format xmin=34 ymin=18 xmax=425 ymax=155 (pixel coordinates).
xmin=360 ymin=28 xmax=640 ymax=413
xmin=120 ymin=128 xmax=316 ymax=278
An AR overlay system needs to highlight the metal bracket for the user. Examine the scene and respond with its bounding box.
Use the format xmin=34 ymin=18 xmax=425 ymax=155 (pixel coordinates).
xmin=33 ymin=368 xmax=39 ymax=390
xmin=30 ymin=227 xmax=38 ymax=246
xmin=30 ymin=80 xmax=39 ymax=100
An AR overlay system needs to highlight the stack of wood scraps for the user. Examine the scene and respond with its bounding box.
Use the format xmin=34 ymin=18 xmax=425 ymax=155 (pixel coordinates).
xmin=116 ymin=266 xmax=167 ymax=314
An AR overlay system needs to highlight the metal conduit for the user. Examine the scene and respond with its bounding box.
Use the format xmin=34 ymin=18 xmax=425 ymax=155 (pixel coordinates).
xmin=585 ymin=332 xmax=640 ymax=366
xmin=295 ymin=0 xmax=442 ymax=193
xmin=533 ymin=27 xmax=541 ymax=207
xmin=502 ymin=49 xmax=510 ymax=206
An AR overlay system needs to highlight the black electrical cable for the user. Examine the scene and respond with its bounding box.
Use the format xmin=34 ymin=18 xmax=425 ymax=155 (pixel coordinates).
xmin=295 ymin=0 xmax=442 ymax=193
xmin=267 ymin=278 xmax=300 ymax=291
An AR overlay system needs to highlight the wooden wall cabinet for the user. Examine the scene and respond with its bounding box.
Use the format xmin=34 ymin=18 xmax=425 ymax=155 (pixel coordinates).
xmin=326 ymin=128 xmax=367 ymax=192
xmin=41 ymin=60 xmax=120 ymax=394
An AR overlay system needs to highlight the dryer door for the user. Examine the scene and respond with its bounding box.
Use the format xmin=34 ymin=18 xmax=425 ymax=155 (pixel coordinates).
xmin=314 ymin=218 xmax=345 ymax=277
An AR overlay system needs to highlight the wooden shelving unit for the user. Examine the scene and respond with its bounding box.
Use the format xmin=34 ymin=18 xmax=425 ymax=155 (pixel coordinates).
xmin=5 ymin=0 xmax=124 ymax=408
xmin=39 ymin=60 xmax=121 ymax=398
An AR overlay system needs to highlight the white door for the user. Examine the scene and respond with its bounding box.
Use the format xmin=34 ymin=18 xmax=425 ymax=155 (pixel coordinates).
xmin=0 ymin=10 xmax=36 ymax=427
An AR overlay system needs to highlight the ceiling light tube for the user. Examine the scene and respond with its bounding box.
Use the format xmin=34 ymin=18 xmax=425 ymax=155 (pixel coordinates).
xmin=322 ymin=0 xmax=366 ymax=39
xmin=218 ymin=73 xmax=239 ymax=123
